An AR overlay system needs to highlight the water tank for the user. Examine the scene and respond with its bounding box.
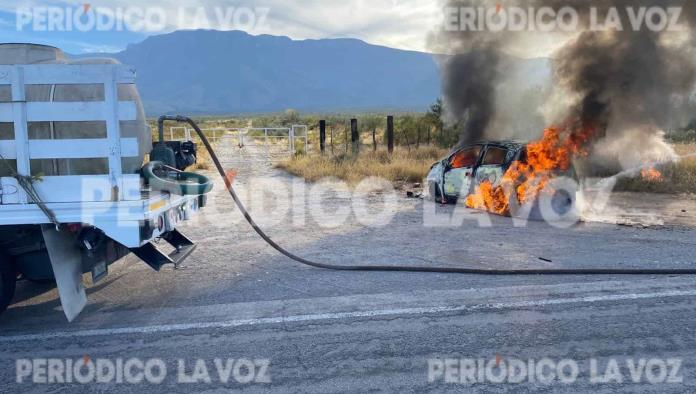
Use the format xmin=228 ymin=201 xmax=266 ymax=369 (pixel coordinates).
xmin=0 ymin=43 xmax=151 ymax=177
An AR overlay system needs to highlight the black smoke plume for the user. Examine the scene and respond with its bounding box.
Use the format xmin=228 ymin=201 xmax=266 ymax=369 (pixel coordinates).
xmin=434 ymin=0 xmax=514 ymax=145
xmin=440 ymin=48 xmax=500 ymax=144
xmin=435 ymin=0 xmax=696 ymax=169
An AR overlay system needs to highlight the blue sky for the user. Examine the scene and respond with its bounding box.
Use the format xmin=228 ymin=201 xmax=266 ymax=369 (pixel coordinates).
xmin=0 ymin=10 xmax=146 ymax=53
xmin=0 ymin=0 xmax=440 ymax=54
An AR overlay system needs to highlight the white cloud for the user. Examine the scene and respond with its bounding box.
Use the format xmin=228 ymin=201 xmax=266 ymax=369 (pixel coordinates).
xmin=245 ymin=0 xmax=442 ymax=51
xmin=0 ymin=0 xmax=443 ymax=52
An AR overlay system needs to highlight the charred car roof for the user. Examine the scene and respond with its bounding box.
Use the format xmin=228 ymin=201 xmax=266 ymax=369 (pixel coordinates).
xmin=447 ymin=140 xmax=526 ymax=156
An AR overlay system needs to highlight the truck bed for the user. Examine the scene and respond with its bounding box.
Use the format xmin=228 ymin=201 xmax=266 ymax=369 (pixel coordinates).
xmin=0 ymin=191 xmax=201 ymax=248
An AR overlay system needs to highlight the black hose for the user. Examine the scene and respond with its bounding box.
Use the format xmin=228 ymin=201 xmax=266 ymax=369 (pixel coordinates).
xmin=160 ymin=115 xmax=696 ymax=276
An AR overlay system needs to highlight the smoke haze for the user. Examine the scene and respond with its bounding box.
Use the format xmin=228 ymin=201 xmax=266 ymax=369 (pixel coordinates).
xmin=434 ymin=0 xmax=696 ymax=171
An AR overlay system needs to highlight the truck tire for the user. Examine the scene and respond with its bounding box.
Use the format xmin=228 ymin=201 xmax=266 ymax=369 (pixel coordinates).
xmin=0 ymin=253 xmax=17 ymax=314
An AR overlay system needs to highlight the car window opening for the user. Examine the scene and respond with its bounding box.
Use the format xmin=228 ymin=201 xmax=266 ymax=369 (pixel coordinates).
xmin=482 ymin=147 xmax=508 ymax=166
xmin=450 ymin=147 xmax=481 ymax=169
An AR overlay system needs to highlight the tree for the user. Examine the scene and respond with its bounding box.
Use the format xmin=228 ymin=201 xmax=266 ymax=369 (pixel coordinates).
xmin=425 ymin=98 xmax=458 ymax=148
xmin=361 ymin=115 xmax=382 ymax=151
xmin=415 ymin=115 xmax=432 ymax=148
xmin=396 ymin=115 xmax=419 ymax=151
xmin=280 ymin=109 xmax=301 ymax=126
xmin=425 ymin=98 xmax=444 ymax=135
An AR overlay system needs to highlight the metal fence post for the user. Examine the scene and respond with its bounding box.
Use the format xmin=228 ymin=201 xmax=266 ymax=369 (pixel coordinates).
xmin=387 ymin=116 xmax=394 ymax=154
xmin=351 ymin=118 xmax=359 ymax=154
xmin=319 ymin=120 xmax=326 ymax=155
xmin=330 ymin=128 xmax=334 ymax=155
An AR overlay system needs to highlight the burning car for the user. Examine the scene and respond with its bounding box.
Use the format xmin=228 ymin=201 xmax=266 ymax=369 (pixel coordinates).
xmin=426 ymin=129 xmax=581 ymax=221
xmin=426 ymin=141 xmax=524 ymax=204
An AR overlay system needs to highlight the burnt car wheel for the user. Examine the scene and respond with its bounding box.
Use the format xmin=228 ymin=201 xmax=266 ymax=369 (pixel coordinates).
xmin=510 ymin=177 xmax=580 ymax=223
xmin=0 ymin=252 xmax=17 ymax=314
xmin=550 ymin=188 xmax=574 ymax=216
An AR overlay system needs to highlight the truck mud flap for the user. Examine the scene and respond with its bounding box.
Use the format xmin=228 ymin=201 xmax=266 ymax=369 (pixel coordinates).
xmin=41 ymin=225 xmax=87 ymax=322
xmin=130 ymin=229 xmax=196 ymax=271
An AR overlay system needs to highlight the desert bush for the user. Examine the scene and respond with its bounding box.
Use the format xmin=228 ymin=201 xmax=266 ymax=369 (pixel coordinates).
xmin=276 ymin=147 xmax=446 ymax=186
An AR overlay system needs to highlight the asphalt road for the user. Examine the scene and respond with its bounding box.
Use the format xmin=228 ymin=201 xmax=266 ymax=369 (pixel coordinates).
xmin=2 ymin=137 xmax=696 ymax=393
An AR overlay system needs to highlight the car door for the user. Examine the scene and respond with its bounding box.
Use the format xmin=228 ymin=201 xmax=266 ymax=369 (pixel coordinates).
xmin=443 ymin=145 xmax=482 ymax=199
xmin=474 ymin=145 xmax=510 ymax=187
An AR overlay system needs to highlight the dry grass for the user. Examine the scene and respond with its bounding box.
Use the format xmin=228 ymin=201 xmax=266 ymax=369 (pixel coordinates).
xmin=614 ymin=143 xmax=696 ymax=194
xmin=189 ymin=145 xmax=213 ymax=170
xmin=280 ymin=143 xmax=696 ymax=194
xmin=674 ymin=143 xmax=696 ymax=158
xmin=276 ymin=146 xmax=447 ymax=185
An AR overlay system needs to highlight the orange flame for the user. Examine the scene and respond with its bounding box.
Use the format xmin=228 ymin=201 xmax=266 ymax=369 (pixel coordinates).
xmin=466 ymin=124 xmax=595 ymax=216
xmin=640 ymin=167 xmax=662 ymax=182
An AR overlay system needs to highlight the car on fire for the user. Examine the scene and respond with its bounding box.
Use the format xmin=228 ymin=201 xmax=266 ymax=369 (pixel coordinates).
xmin=426 ymin=141 xmax=526 ymax=204
xmin=425 ymin=140 xmax=579 ymax=220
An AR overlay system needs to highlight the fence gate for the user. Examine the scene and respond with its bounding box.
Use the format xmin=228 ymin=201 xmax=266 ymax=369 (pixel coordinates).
xmin=166 ymin=125 xmax=309 ymax=163
xmin=230 ymin=126 xmax=309 ymax=162
xmin=290 ymin=125 xmax=308 ymax=154
xmin=166 ymin=127 xmax=225 ymax=144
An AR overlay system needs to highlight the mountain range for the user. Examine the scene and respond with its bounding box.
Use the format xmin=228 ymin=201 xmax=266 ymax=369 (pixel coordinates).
xmin=80 ymin=29 xmax=552 ymax=115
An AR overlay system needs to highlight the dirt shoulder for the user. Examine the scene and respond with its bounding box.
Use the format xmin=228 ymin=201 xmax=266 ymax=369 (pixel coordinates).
xmin=581 ymin=191 xmax=696 ymax=228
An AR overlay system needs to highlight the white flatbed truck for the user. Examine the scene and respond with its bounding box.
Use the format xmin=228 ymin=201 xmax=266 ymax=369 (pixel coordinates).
xmin=0 ymin=62 xmax=208 ymax=321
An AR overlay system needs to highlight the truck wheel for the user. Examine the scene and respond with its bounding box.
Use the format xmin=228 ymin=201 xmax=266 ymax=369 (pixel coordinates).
xmin=0 ymin=253 xmax=17 ymax=314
